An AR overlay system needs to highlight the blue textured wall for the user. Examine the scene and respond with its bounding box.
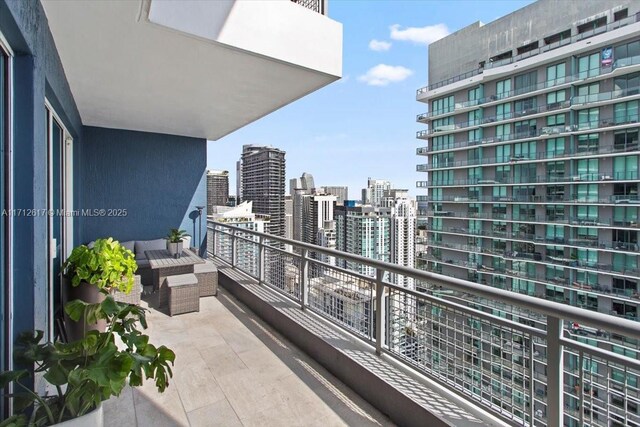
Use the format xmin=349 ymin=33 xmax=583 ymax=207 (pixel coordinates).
xmin=78 ymin=127 xmax=207 ymax=253
xmin=1 ymin=0 xmax=82 ymax=339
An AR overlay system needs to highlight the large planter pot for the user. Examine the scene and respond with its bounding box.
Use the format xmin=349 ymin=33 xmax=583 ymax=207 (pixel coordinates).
xmin=167 ymin=241 xmax=183 ymax=257
xmin=62 ymin=277 xmax=107 ymax=342
xmin=56 ymin=403 xmax=103 ymax=427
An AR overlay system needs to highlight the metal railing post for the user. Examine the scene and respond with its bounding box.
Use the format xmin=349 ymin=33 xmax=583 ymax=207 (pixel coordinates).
xmin=375 ymin=268 xmax=385 ymax=355
xmin=210 ymin=226 xmax=216 ymax=257
xmin=546 ymin=316 xmax=564 ymax=427
xmin=258 ymin=236 xmax=265 ymax=284
xmin=231 ymin=229 xmax=237 ymax=268
xmin=300 ymin=248 xmax=308 ymax=309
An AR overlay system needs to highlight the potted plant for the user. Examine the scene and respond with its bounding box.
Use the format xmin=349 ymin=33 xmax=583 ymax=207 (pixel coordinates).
xmin=61 ymin=238 xmax=137 ymax=341
xmin=166 ymin=229 xmax=189 ymax=258
xmin=0 ymin=297 xmax=175 ymax=426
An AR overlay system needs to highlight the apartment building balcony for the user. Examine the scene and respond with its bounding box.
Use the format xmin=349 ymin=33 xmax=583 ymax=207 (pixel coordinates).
xmin=416 ymin=14 xmax=640 ymax=102
xmin=420 ymin=115 xmax=640 ymax=154
xmin=102 ymin=287 xmax=391 ymax=427
xmin=421 ymin=143 xmax=640 ymax=170
xmin=208 ymin=221 xmax=640 ymax=427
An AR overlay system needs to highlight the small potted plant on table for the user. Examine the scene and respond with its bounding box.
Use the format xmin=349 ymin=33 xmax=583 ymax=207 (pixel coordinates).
xmin=166 ymin=228 xmax=189 ymax=258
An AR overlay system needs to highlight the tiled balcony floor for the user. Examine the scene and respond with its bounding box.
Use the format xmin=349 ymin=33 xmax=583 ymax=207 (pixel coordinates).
xmin=103 ymin=288 xmax=394 ymax=427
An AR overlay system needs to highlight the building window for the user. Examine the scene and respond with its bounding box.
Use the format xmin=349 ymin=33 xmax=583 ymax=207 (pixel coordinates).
xmin=496 ymin=103 xmax=511 ymax=121
xmin=517 ymin=41 xmax=538 ymax=56
xmin=614 ymin=100 xmax=639 ymax=124
xmin=431 ymin=95 xmax=454 ymax=115
xmin=546 ymin=62 xmax=565 ymax=86
xmin=546 ymin=205 xmax=565 ymax=221
xmin=576 ymin=204 xmax=598 ymax=222
xmin=577 ymin=16 xmax=607 ymax=35
xmin=468 ymin=86 xmax=481 ymax=102
xmin=613 ymin=206 xmax=638 ymax=226
xmin=547 ymin=161 xmax=565 ymax=181
xmin=613 ymin=155 xmax=638 ymax=180
xmin=614 ymin=72 xmax=640 ymax=94
xmin=614 ymin=8 xmax=628 ymax=22
xmin=496 ymin=145 xmax=511 ymax=163
xmin=514 ymin=70 xmax=537 ymax=93
xmin=514 ymin=96 xmax=536 ymax=114
xmin=468 ymin=109 xmax=481 ymax=126
xmin=577 ymin=52 xmax=599 ymax=79
xmin=577 ymin=133 xmax=599 ymax=152
xmin=544 ymin=29 xmax=571 ymax=46
xmin=614 ymin=39 xmax=640 ymax=63
xmin=546 ymin=138 xmax=565 ymax=157
xmin=432 ymin=116 xmax=454 ymax=132
xmin=546 ymin=90 xmax=566 ymax=106
xmin=576 ymin=158 xmax=599 ymax=180
xmin=576 ymin=184 xmax=598 ymax=202
xmin=496 ymin=79 xmax=511 ymax=98
xmin=546 ymin=113 xmax=565 ymax=127
xmin=432 ymin=134 xmax=453 ymax=151
xmin=577 ymin=108 xmax=599 ymax=130
xmin=514 ymin=119 xmax=536 ymax=136
xmin=613 ymin=253 xmax=637 ymax=274
xmin=495 ymin=124 xmax=511 ymax=139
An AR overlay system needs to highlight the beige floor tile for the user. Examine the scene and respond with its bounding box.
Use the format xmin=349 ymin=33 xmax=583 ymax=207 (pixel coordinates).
xmin=187 ymin=398 xmax=243 ymax=427
xmin=103 ymin=385 xmax=136 ymax=427
xmin=172 ymin=357 xmax=226 ymax=413
xmin=199 ymin=342 xmax=248 ymax=379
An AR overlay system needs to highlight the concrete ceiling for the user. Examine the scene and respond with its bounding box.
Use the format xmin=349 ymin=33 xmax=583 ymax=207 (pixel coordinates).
xmin=41 ymin=0 xmax=342 ymax=140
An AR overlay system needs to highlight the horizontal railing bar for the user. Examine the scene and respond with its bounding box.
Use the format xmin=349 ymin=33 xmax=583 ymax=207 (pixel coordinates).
xmin=561 ymin=338 xmax=640 ymax=372
xmin=209 ymin=221 xmax=640 ymax=341
xmin=308 ymin=258 xmax=379 ymax=285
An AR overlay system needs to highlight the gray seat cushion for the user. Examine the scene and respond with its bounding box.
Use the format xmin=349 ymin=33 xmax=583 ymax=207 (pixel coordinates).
xmin=120 ymin=240 xmax=135 ymax=252
xmin=194 ymin=262 xmax=217 ymax=274
xmin=134 ymin=238 xmax=166 ymax=257
xmin=136 ymin=258 xmax=150 ymax=269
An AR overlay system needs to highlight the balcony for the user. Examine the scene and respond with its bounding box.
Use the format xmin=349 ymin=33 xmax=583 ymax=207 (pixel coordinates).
xmin=208 ymin=220 xmax=640 ymax=427
xmin=102 ymin=287 xmax=391 ymax=426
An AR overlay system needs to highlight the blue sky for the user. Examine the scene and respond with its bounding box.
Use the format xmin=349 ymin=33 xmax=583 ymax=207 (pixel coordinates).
xmin=207 ymin=0 xmax=533 ymax=199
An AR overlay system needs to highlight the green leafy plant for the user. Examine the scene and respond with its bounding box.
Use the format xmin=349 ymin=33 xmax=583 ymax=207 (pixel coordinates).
xmin=0 ymin=297 xmax=175 ymax=427
xmin=166 ymin=229 xmax=189 ymax=244
xmin=62 ymin=238 xmax=137 ymax=294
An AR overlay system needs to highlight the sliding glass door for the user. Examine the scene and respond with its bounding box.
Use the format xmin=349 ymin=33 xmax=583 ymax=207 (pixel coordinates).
xmin=46 ymin=105 xmax=72 ymax=341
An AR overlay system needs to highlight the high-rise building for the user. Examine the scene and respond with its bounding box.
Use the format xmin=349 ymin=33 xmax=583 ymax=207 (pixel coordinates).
xmin=290 ymin=172 xmax=316 ymax=241
xmin=416 ymin=0 xmax=640 ymax=423
xmin=206 ymin=170 xmax=229 ymax=212
xmin=383 ymin=189 xmax=416 ymax=289
xmin=236 ymin=160 xmax=242 ymax=203
xmin=302 ymin=194 xmax=337 ymax=246
xmin=240 ymin=145 xmax=286 ymax=236
xmin=318 ymin=186 xmax=349 ymax=205
xmin=362 ymin=177 xmax=391 ymax=207
xmin=335 ymin=203 xmax=390 ymax=277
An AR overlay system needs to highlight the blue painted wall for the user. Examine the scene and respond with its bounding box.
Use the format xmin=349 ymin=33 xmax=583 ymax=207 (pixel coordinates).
xmin=78 ymin=127 xmax=207 ymax=253
xmin=1 ymin=0 xmax=82 ymax=342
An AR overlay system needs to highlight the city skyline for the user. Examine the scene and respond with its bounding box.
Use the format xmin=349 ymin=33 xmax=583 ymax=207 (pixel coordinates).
xmin=206 ymin=0 xmax=534 ymax=198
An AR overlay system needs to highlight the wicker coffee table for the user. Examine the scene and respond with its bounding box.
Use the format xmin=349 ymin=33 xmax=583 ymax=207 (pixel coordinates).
xmin=145 ymin=248 xmax=205 ymax=308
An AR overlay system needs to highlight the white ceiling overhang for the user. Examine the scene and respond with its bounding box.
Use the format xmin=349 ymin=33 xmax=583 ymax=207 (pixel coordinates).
xmin=41 ymin=0 xmax=343 ymax=140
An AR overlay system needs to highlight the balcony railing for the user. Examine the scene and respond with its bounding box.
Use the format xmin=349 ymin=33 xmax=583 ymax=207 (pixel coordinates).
xmin=416 ymin=14 xmax=640 ymax=98
xmin=208 ymin=220 xmax=640 ymax=427
xmin=422 ymin=143 xmax=640 ymax=170
xmin=290 ymin=0 xmax=326 ymax=14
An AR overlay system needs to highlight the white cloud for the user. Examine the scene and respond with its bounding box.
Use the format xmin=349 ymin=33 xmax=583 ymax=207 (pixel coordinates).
xmin=368 ymin=39 xmax=392 ymax=52
xmin=357 ymin=64 xmax=413 ymax=87
xmin=389 ymin=23 xmax=450 ymax=45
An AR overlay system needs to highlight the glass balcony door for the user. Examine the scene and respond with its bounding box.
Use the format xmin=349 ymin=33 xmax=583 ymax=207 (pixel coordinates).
xmin=46 ymin=103 xmax=73 ymax=341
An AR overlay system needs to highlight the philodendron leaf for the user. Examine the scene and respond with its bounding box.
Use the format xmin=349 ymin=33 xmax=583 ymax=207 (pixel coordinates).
xmin=43 ymin=363 xmax=68 ymax=386
xmin=0 ymin=370 xmax=29 ymax=388
xmin=65 ymin=299 xmax=88 ymax=322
